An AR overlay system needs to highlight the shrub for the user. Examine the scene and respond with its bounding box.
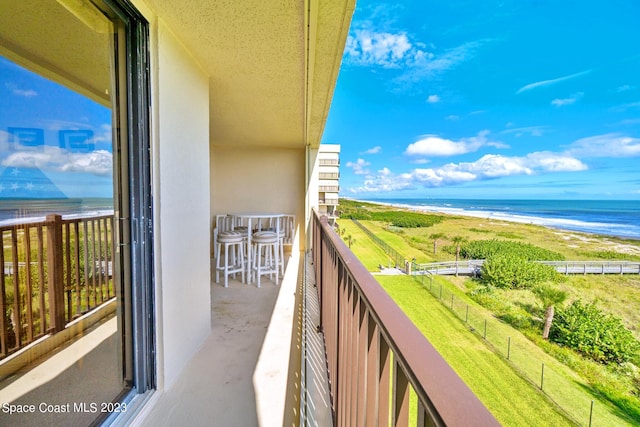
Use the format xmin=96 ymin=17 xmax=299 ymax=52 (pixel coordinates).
xmin=550 ymin=300 xmax=640 ymax=364
xmin=461 ymin=239 xmax=564 ymax=261
xmin=480 ymin=254 xmax=561 ymax=289
xmin=469 ymin=227 xmax=491 ymax=234
xmin=495 ymin=231 xmax=524 ymax=240
xmin=369 ymin=211 xmax=443 ymax=228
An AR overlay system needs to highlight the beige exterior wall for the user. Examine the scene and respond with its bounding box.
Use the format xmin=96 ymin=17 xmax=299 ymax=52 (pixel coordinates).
xmin=317 ymin=144 xmax=340 ymax=220
xmin=153 ymin=19 xmax=212 ymax=389
xmin=210 ymin=145 xmax=305 ymax=251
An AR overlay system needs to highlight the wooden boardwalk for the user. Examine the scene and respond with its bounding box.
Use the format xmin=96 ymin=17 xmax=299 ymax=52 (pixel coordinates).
xmin=412 ymin=260 xmax=640 ymax=276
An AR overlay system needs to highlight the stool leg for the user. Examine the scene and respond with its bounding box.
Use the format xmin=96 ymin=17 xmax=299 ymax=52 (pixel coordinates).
xmin=275 ymin=242 xmax=280 ymax=284
xmin=239 ymin=241 xmax=246 ymax=284
xmin=278 ymin=238 xmax=284 ymax=276
xmin=215 ymin=241 xmax=222 ymax=284
xmin=256 ymin=243 xmax=262 ymax=288
xmin=224 ymin=242 xmax=229 ymax=288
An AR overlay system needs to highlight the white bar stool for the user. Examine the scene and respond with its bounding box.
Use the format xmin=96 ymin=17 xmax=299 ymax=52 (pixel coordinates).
xmin=251 ymin=230 xmax=279 ymax=288
xmin=215 ymin=230 xmax=245 ymax=287
xmin=269 ymin=216 xmax=286 ymax=276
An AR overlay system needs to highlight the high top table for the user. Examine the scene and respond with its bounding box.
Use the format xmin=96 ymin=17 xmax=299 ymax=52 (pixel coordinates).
xmin=231 ymin=213 xmax=285 ymax=285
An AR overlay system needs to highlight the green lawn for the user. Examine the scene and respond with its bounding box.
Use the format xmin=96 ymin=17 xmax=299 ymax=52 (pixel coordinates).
xmin=378 ymin=275 xmax=639 ymax=426
xmin=377 ymin=275 xmax=575 ymax=426
xmin=335 ymin=219 xmax=394 ymax=270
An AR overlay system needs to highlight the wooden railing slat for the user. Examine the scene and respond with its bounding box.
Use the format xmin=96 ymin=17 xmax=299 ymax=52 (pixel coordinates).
xmin=0 ymin=214 xmax=114 ymax=360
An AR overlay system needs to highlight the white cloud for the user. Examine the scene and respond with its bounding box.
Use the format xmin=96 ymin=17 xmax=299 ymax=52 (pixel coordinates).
xmin=445 ymin=115 xmax=460 ymax=121
xmin=353 ymin=167 xmax=414 ymax=193
xmin=501 ymin=126 xmax=547 ymax=137
xmin=564 ymin=133 xmax=640 ymax=157
xmin=5 ymin=82 xmax=38 ymax=98
xmin=361 ymin=146 xmax=382 ymax=154
xmin=516 ymin=70 xmax=591 ymax=94
xmin=615 ymin=85 xmax=636 ymax=92
xmin=524 ymin=152 xmax=588 ymax=172
xmin=345 ymin=158 xmax=371 ymax=175
xmin=610 ymin=102 xmax=640 ymax=113
xmin=551 ymin=92 xmax=583 ymax=107
xmin=344 ymin=27 xmax=486 ymax=88
xmin=14 ymin=89 xmax=38 ymax=97
xmin=1 ymin=146 xmax=112 ymax=176
xmin=406 ymin=136 xmax=476 ymax=156
xmin=344 ymin=29 xmax=415 ymax=68
xmin=394 ymin=40 xmax=486 ymax=86
xmin=405 ymin=130 xmax=505 ymax=157
xmin=410 ymin=158 xmax=430 ymax=164
xmin=427 ymin=94 xmax=440 ymax=103
xmin=349 ymin=151 xmax=587 ymax=193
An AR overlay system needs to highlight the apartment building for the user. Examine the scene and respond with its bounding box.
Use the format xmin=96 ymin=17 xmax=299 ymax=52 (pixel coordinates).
xmin=317 ymin=144 xmax=340 ymax=223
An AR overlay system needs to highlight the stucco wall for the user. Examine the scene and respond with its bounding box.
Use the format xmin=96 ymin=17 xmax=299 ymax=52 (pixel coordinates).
xmin=210 ymin=145 xmax=305 ymax=250
xmin=155 ymin=20 xmax=211 ymax=389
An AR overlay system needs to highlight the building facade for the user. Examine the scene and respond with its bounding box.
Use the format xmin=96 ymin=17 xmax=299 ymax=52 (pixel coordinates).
xmin=317 ymin=144 xmax=340 ymax=223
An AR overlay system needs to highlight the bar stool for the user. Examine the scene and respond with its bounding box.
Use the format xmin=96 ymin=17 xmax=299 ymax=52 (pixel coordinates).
xmin=270 ymin=216 xmax=286 ymax=276
xmin=251 ymin=230 xmax=279 ymax=288
xmin=215 ymin=230 xmax=245 ymax=287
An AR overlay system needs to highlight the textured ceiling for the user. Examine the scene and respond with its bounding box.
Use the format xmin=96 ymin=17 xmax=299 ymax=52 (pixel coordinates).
xmin=0 ymin=0 xmax=355 ymax=149
xmin=147 ymin=0 xmax=355 ymax=148
xmin=0 ymin=0 xmax=113 ymax=107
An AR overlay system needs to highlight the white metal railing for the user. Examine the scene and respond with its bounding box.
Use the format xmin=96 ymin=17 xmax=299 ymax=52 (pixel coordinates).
xmin=412 ymin=260 xmax=640 ymax=276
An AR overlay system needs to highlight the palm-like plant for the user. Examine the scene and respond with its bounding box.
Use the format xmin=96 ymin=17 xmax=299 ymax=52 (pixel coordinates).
xmin=451 ymin=235 xmax=467 ymax=262
xmin=532 ymin=284 xmax=568 ymax=339
xmin=429 ymin=232 xmax=446 ymax=255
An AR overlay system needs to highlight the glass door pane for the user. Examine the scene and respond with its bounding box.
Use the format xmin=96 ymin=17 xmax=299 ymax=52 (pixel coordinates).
xmin=0 ymin=1 xmax=132 ymax=424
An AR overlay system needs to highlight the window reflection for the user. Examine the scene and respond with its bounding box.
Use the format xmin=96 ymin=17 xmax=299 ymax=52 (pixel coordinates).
xmin=0 ymin=1 xmax=126 ymax=425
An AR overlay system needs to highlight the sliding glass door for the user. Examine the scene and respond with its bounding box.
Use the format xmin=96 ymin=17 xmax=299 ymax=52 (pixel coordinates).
xmin=0 ymin=0 xmax=153 ymax=424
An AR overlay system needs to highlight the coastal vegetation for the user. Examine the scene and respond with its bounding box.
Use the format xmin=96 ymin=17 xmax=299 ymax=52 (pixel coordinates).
xmin=461 ymin=239 xmax=565 ymax=261
xmin=551 ymin=300 xmax=640 ymax=365
xmin=338 ymin=200 xmax=443 ymax=228
xmin=480 ymin=254 xmax=564 ymax=289
xmin=336 ymin=198 xmax=640 ymax=425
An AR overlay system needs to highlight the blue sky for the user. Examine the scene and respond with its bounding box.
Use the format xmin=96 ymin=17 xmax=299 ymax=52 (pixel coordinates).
xmin=0 ymin=57 xmax=113 ymax=199
xmin=322 ymin=0 xmax=640 ymax=199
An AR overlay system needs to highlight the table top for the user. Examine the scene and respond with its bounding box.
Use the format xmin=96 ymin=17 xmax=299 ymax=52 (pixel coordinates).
xmin=231 ymin=213 xmax=287 ymax=218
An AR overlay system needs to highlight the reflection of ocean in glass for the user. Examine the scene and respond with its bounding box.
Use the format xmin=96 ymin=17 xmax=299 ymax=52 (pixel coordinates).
xmin=0 ymin=198 xmax=114 ymax=224
xmin=364 ymin=198 xmax=640 ymax=239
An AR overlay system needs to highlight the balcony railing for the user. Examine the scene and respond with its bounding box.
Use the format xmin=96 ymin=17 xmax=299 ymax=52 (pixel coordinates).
xmin=1 ymin=214 xmax=114 ymax=359
xmin=319 ymin=172 xmax=339 ymax=180
xmin=319 ymin=159 xmax=340 ymax=166
xmin=319 ymin=199 xmax=339 ymax=207
xmin=312 ymin=212 xmax=499 ymax=426
xmin=319 ymin=186 xmax=340 ymax=192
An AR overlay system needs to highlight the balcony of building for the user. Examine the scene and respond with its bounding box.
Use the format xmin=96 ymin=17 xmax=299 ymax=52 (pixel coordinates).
xmin=0 ymin=210 xmax=498 ymax=426
xmin=318 ymin=159 xmax=340 ymax=167
xmin=319 ymin=185 xmax=340 ymax=193
xmin=134 ymin=211 xmax=498 ymax=426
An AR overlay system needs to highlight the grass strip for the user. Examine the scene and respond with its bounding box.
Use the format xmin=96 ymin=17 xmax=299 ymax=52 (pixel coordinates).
xmin=378 ymin=275 xmax=636 ymax=426
xmin=378 ymin=275 xmax=574 ymax=426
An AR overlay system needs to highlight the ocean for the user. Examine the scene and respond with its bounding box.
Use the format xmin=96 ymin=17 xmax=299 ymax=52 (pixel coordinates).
xmin=0 ymin=198 xmax=114 ymax=226
xmin=362 ymin=198 xmax=640 ymax=240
